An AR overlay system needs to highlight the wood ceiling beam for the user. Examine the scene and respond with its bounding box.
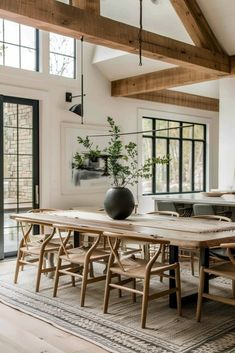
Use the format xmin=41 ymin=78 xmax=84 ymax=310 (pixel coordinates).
xmin=128 ymin=90 xmax=219 ymax=112
xmin=170 ymin=0 xmax=224 ymax=54
xmin=112 ymin=67 xmax=217 ymax=97
xmin=230 ymin=56 xmax=235 ymax=75
xmin=0 ymin=0 xmax=230 ymax=75
xmin=70 ymin=0 xmax=100 ymax=15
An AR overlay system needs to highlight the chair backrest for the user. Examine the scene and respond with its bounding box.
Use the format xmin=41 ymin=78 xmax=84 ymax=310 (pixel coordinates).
xmin=193 ymin=204 xmax=214 ymax=216
xmin=220 ymin=243 xmax=235 ymax=266
xmin=193 ymin=215 xmax=232 ymax=222
xmin=148 ymin=210 xmax=179 ymax=217
xmin=104 ymin=232 xmax=170 ymax=272
xmin=156 ymin=201 xmax=177 ymax=213
xmin=27 ymin=208 xmax=56 ymax=234
xmin=53 ymin=223 xmax=103 ymax=259
xmin=28 ymin=208 xmax=57 ymax=213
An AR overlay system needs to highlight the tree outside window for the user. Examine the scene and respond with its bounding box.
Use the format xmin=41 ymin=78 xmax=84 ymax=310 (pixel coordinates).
xmin=49 ymin=33 xmax=76 ymax=79
xmin=142 ymin=117 xmax=206 ymax=195
xmin=0 ymin=18 xmax=38 ymax=71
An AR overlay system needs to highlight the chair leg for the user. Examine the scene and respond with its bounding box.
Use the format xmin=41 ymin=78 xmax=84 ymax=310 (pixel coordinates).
xmin=80 ymin=263 xmax=89 ymax=307
xmin=35 ymin=252 xmax=44 ymax=292
xmin=175 ymin=264 xmax=182 ymax=316
xmin=118 ymin=274 xmax=122 ymax=298
xmin=21 ymin=253 xmax=25 ymax=272
xmin=53 ymin=258 xmax=62 ymax=297
xmin=89 ymin=262 xmax=94 ymax=278
xmin=14 ymin=250 xmax=22 ymax=284
xmin=232 ymin=280 xmax=235 ymax=298
xmin=71 ymin=275 xmax=76 ymax=287
xmin=141 ymin=276 xmax=150 ymax=329
xmin=190 ymin=253 xmax=195 ymax=276
xmin=196 ymin=267 xmax=206 ymax=322
xmin=103 ymin=269 xmax=112 ymax=314
xmin=132 ymin=278 xmax=137 ymax=303
xmin=160 ymin=245 xmax=166 ymax=282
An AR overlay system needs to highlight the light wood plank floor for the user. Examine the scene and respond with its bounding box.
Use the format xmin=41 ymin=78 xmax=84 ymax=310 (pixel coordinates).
xmin=0 ymin=302 xmax=108 ymax=353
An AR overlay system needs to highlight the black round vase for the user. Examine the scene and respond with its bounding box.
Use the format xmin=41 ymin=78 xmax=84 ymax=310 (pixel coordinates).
xmin=104 ymin=187 xmax=135 ymax=220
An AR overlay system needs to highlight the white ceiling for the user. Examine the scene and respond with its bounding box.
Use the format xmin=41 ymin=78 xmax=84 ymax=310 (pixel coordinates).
xmin=197 ymin=0 xmax=235 ymax=55
xmin=100 ymin=0 xmax=193 ymax=44
xmin=91 ymin=0 xmax=234 ymax=99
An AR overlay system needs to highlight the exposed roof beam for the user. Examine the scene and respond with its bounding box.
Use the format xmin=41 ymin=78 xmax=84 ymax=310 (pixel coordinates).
xmin=230 ymin=56 xmax=235 ymax=75
xmin=0 ymin=0 xmax=230 ymax=75
xmin=128 ymin=90 xmax=219 ymax=112
xmin=70 ymin=0 xmax=100 ymax=15
xmin=112 ymin=67 xmax=217 ymax=97
xmin=170 ymin=0 xmax=224 ymax=54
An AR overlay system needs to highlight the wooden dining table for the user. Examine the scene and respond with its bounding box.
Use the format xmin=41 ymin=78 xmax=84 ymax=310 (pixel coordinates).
xmin=11 ymin=210 xmax=235 ymax=308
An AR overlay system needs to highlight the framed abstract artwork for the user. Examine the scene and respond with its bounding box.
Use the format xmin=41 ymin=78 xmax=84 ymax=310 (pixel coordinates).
xmin=61 ymin=122 xmax=110 ymax=195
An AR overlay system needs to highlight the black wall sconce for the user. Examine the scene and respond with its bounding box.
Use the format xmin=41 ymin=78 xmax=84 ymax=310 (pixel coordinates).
xmin=66 ymin=36 xmax=85 ymax=124
xmin=65 ymin=91 xmax=86 ymax=122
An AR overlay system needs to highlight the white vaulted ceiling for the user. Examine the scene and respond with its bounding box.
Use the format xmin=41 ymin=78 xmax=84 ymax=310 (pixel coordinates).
xmin=91 ymin=0 xmax=235 ymax=99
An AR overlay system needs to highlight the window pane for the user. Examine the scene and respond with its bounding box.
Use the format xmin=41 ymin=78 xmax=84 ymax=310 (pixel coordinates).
xmin=19 ymin=105 xmax=33 ymax=128
xmin=4 ymin=179 xmax=17 ymax=204
xmin=20 ymin=25 xmax=36 ymax=48
xmin=4 ymin=227 xmax=19 ymax=253
xmin=0 ymin=42 xmax=3 ymax=65
xmin=21 ymin=47 xmax=36 ymax=71
xmin=183 ymin=123 xmax=193 ymax=139
xmin=0 ymin=19 xmax=3 ymax=41
xmin=155 ymin=139 xmax=167 ymax=192
xmin=50 ymin=53 xmax=74 ymax=78
xmin=4 ymin=155 xmax=17 ymax=179
xmin=50 ymin=33 xmax=74 ymax=56
xmin=142 ymin=118 xmax=152 ymax=136
xmin=4 ymin=20 xmax=19 ymax=45
xmin=19 ymin=179 xmax=32 ymax=203
xmin=4 ymin=103 xmax=17 ymax=127
xmin=4 ymin=210 xmax=18 ymax=228
xmin=4 ymin=44 xmax=20 ymax=68
xmin=19 ymin=129 xmax=32 ymax=154
xmin=4 ymin=128 xmax=17 ymax=154
xmin=194 ymin=124 xmax=204 ymax=140
xmin=19 ymin=156 xmax=32 ymax=178
xmin=142 ymin=138 xmax=152 ymax=194
xmin=169 ymin=140 xmax=179 ymax=192
xmin=194 ymin=142 xmax=204 ymax=191
xmin=156 ymin=120 xmax=168 ymax=137
xmin=182 ymin=141 xmax=192 ymax=191
xmin=169 ymin=121 xmax=180 ymax=138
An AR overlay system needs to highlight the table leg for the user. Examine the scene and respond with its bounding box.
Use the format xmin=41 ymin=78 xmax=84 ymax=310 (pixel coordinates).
xmin=199 ymin=247 xmax=209 ymax=293
xmin=74 ymin=231 xmax=80 ymax=248
xmin=169 ymin=245 xmax=179 ymax=308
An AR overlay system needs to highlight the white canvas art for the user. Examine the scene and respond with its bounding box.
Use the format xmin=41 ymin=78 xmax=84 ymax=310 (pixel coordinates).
xmin=61 ymin=122 xmax=110 ymax=194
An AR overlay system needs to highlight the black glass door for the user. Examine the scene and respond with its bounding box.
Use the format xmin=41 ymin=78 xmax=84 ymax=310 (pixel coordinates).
xmin=0 ymin=96 xmax=39 ymax=259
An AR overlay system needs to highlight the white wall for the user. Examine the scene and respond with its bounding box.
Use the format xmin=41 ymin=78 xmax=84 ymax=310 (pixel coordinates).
xmin=219 ymin=77 xmax=235 ymax=189
xmin=0 ymin=31 xmax=219 ymax=213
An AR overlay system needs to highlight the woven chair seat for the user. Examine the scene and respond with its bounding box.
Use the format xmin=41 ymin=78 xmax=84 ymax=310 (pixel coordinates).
xmin=110 ymin=258 xmax=171 ymax=278
xmin=20 ymin=243 xmax=60 ymax=255
xmin=60 ymin=247 xmax=110 ymax=264
xmin=204 ymin=262 xmax=235 ymax=280
xmin=209 ymin=247 xmax=235 ymax=260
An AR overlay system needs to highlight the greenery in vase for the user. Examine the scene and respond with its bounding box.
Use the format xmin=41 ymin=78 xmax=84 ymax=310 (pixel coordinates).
xmin=74 ymin=117 xmax=170 ymax=187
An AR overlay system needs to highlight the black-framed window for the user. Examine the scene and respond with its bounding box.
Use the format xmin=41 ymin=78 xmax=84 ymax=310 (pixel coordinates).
xmin=49 ymin=32 xmax=76 ymax=79
xmin=142 ymin=117 xmax=206 ymax=195
xmin=0 ymin=18 xmax=39 ymax=71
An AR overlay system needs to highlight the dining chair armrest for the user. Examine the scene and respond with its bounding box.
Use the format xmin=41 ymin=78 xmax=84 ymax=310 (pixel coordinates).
xmin=193 ymin=215 xmax=232 ymax=222
xmin=220 ymin=243 xmax=235 ymax=249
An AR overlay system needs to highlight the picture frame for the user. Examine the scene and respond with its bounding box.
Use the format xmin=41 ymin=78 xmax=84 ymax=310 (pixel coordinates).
xmin=61 ymin=122 xmax=110 ymax=195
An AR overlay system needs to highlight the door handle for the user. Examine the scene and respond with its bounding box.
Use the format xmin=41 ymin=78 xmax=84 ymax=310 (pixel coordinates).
xmin=35 ymin=185 xmax=39 ymax=206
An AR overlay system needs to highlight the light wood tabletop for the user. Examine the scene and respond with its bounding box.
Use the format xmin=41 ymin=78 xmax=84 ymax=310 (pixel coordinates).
xmin=11 ymin=210 xmax=235 ymax=249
